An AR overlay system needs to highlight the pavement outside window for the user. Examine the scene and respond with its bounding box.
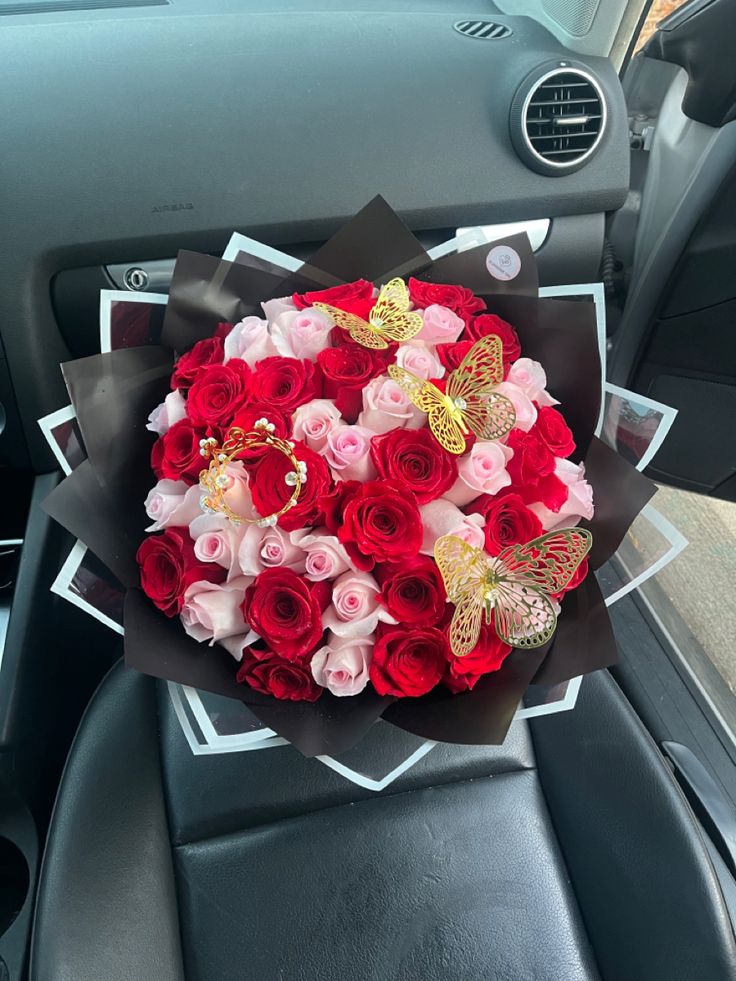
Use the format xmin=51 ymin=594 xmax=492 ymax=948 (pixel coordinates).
xmin=642 ymin=486 xmax=736 ymax=696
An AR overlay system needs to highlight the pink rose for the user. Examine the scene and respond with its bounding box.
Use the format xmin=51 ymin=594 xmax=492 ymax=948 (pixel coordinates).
xmin=529 ymin=459 xmax=595 ymax=531
xmin=189 ymin=513 xmax=245 ymax=578
xmin=321 ymin=424 xmax=377 ymax=482
xmin=495 ymin=381 xmax=538 ymax=433
xmin=219 ymin=630 xmax=260 ymax=662
xmin=444 ymin=441 xmax=514 ymax=507
xmin=205 ymin=461 xmax=257 ymax=523
xmin=261 ymin=295 xmax=297 ymax=321
xmin=310 ymin=633 xmax=373 ymax=697
xmin=146 ymin=390 xmax=187 ymax=436
xmin=506 ymin=357 xmax=559 ymax=407
xmin=292 ymin=399 xmax=343 ymax=452
xmin=180 ymin=577 xmax=251 ymax=645
xmin=358 ymin=376 xmax=424 ymax=434
xmin=144 ymin=479 xmax=202 ymax=532
xmin=419 ymin=499 xmax=486 ymax=555
xmin=322 ymin=571 xmax=395 ymax=638
xmin=290 ymin=529 xmax=353 ymax=581
xmin=417 ymin=304 xmax=465 ymax=345
xmin=223 ymin=316 xmax=277 ymax=366
xmin=394 ymin=342 xmax=445 ymax=381
xmin=237 ymin=524 xmax=306 ymax=577
xmin=270 ymin=307 xmax=333 ymax=361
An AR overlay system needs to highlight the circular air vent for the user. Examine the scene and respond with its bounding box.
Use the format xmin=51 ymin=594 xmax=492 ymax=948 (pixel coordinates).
xmin=453 ymin=20 xmax=512 ymax=40
xmin=510 ymin=63 xmax=607 ymax=175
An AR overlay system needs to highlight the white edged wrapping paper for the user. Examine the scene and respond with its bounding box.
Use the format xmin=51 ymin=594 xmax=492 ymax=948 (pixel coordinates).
xmin=38 ymin=404 xmax=83 ymax=476
xmin=222 ymin=232 xmax=303 ymax=271
xmin=601 ymin=503 xmax=688 ymax=609
xmin=601 ymin=382 xmax=678 ymax=473
xmin=50 ymin=541 xmax=124 ymax=636
xmin=99 ymin=289 xmax=168 ymax=354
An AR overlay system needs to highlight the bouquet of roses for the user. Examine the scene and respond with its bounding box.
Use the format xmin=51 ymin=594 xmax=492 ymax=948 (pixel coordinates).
xmin=42 ymin=198 xmax=654 ymax=756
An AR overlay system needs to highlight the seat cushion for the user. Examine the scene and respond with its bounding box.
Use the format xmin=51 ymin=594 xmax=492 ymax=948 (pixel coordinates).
xmin=174 ymin=771 xmax=598 ymax=981
xmin=31 ymin=662 xmax=599 ymax=981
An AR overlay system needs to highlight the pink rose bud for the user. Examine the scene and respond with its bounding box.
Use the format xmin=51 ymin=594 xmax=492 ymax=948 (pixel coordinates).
xmin=189 ymin=513 xmax=245 ymax=578
xmin=529 ymin=459 xmax=595 ymax=531
xmin=394 ymin=342 xmax=446 ymax=381
xmin=419 ymin=498 xmax=486 ymax=555
xmin=271 ymin=307 xmax=333 ymax=361
xmin=444 ymin=441 xmax=514 ymax=507
xmin=290 ymin=529 xmax=353 ymax=581
xmin=214 ymin=462 xmax=257 ymax=522
xmin=322 ymin=571 xmax=396 ymax=638
xmin=292 ymin=399 xmax=344 ymax=452
xmin=311 ymin=633 xmax=374 ymax=697
xmin=180 ymin=577 xmax=251 ymax=645
xmin=219 ymin=631 xmax=260 ymax=662
xmin=261 ymin=295 xmax=297 ymax=321
xmin=223 ymin=316 xmax=277 ymax=366
xmin=358 ymin=375 xmax=424 ymax=435
xmin=417 ymin=304 xmax=465 ymax=345
xmin=146 ymin=390 xmax=187 ymax=436
xmin=321 ymin=424 xmax=378 ymax=482
xmin=495 ymin=381 xmax=538 ymax=433
xmin=506 ymin=357 xmax=559 ymax=406
xmin=237 ymin=523 xmax=306 ymax=577
xmin=145 ymin=480 xmax=202 ymax=532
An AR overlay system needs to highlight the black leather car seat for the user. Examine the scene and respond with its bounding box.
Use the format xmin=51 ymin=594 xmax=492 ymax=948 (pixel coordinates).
xmin=30 ymin=663 xmax=736 ymax=981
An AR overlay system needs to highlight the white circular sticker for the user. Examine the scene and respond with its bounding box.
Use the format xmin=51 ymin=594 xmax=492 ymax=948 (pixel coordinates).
xmin=486 ymin=244 xmax=521 ymax=281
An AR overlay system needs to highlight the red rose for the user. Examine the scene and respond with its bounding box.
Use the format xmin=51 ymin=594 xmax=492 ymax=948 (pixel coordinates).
xmin=338 ymin=479 xmax=423 ymax=570
xmin=551 ymin=558 xmax=589 ymax=601
xmin=247 ymin=356 xmax=319 ymax=414
xmin=370 ymin=428 xmax=457 ymax=504
xmin=249 ymin=443 xmax=332 ymax=532
xmin=528 ymin=472 xmax=570 ymax=513
xmin=377 ymin=557 xmax=447 ymax=626
xmin=151 ymin=418 xmax=208 ymax=483
xmin=231 ymin=402 xmax=292 ymax=466
xmin=186 ymin=360 xmax=252 ymax=428
xmin=321 ymin=479 xmax=361 ymax=535
xmin=242 ymin=568 xmax=329 ymax=661
xmin=370 ymin=626 xmax=450 ymax=697
xmin=317 ymin=345 xmax=386 ymax=422
xmin=237 ymin=649 xmax=323 ymax=702
xmin=505 ymin=429 xmax=556 ymax=486
xmin=407 ymin=278 xmax=486 ymax=325
xmin=137 ymin=527 xmax=224 ymax=617
xmin=171 ymin=336 xmax=224 ymax=392
xmin=444 ymin=621 xmax=512 ymax=693
xmin=214 ymin=321 xmax=234 ymax=339
xmin=436 ymin=340 xmax=473 ymax=374
xmin=533 ymin=406 xmax=576 ymax=458
xmin=293 ymin=278 xmax=375 ymax=320
xmin=464 ymin=313 xmax=521 ymax=366
xmin=472 ymin=492 xmax=543 ymax=556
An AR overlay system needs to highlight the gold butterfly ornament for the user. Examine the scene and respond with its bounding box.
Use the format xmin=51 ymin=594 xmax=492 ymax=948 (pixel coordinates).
xmin=389 ymin=333 xmax=517 ymax=454
xmin=314 ymin=277 xmax=423 ymax=349
xmin=434 ymin=529 xmax=592 ymax=657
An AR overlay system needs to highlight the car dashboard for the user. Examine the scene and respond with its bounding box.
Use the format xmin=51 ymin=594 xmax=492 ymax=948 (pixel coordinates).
xmin=0 ymin=0 xmax=629 ymax=470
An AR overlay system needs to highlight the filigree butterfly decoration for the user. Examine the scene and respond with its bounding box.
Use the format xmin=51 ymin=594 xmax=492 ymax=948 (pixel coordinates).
xmin=313 ymin=277 xmax=423 ymax=350
xmin=388 ymin=334 xmax=516 ymax=454
xmin=434 ymin=529 xmax=592 ymax=657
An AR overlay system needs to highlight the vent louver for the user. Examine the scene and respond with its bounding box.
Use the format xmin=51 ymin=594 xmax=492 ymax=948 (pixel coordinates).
xmin=453 ymin=20 xmax=512 ymax=40
xmin=510 ymin=65 xmax=607 ymax=176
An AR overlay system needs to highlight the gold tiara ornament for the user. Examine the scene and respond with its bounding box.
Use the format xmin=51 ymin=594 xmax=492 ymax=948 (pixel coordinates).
xmin=198 ymin=419 xmax=306 ymax=527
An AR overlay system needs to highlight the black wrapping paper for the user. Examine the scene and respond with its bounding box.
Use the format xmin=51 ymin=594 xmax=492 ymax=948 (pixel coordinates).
xmin=418 ymin=232 xmax=538 ymax=296
xmin=42 ymin=197 xmax=656 ymax=756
